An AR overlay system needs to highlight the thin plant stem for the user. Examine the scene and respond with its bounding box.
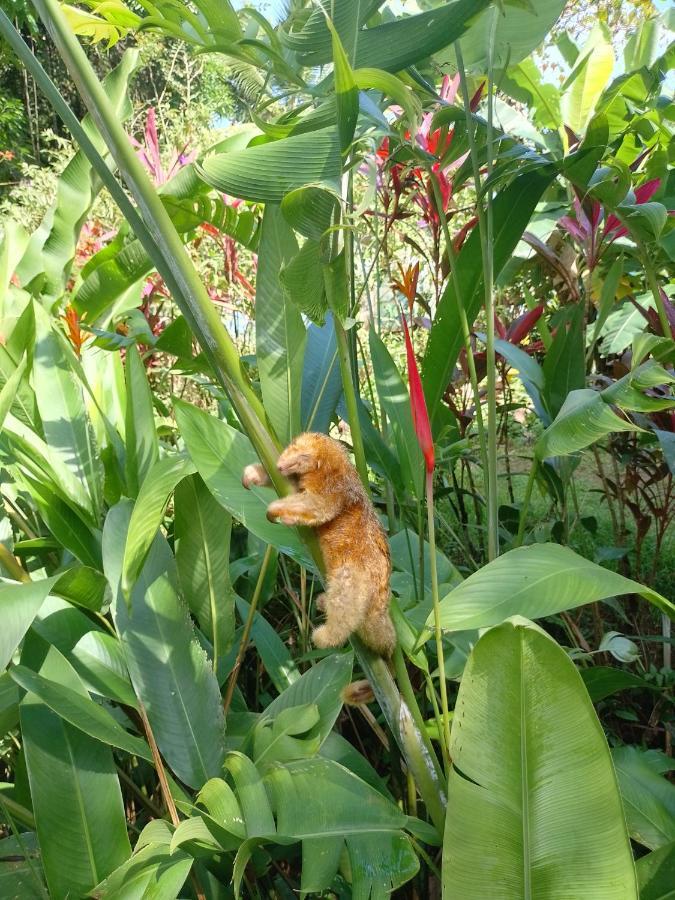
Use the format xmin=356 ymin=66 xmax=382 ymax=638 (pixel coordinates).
xmin=0 ymin=543 xmax=30 ymax=582
xmin=426 ymin=470 xmax=451 ymax=773
xmin=429 ymin=174 xmax=488 ymax=482
xmin=138 ymin=703 xmax=180 ymax=827
xmin=223 ymin=544 xmax=274 ymax=715
xmin=515 ymin=459 xmax=538 ymax=548
xmin=456 ymin=24 xmax=500 ymax=561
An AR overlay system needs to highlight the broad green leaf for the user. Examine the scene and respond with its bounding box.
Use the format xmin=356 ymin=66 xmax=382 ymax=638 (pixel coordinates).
xmin=580 ymin=666 xmax=654 ymax=703
xmin=32 ymin=303 xmax=103 ymax=518
xmin=279 ymin=239 xmax=328 ymax=325
xmin=541 ymin=302 xmax=585 ymax=419
xmin=562 ymin=23 xmax=615 ymax=136
xmin=0 ymin=833 xmax=45 ymax=899
xmin=10 ymin=663 xmax=152 ymax=761
xmin=443 ymin=621 xmax=637 ymax=898
xmin=20 ymin=645 xmax=130 ymax=898
xmin=196 ymin=777 xmax=246 ymax=840
xmin=446 ymin=0 xmax=567 ymax=70
xmin=354 ymin=67 xmax=421 ymax=134
xmin=423 ymin=168 xmax=555 ymax=431
xmin=613 ymin=747 xmax=675 ymax=850
xmin=124 ymin=344 xmax=159 ymax=497
xmin=301 ymin=835 xmax=343 ymax=896
xmin=69 ymin=630 xmax=137 ymax=708
xmin=90 ymin=842 xmax=192 ymax=899
xmin=175 ymin=401 xmax=312 ymax=567
xmin=15 ymin=50 xmax=139 ymax=302
xmin=301 ymin=315 xmax=342 ymax=433
xmin=103 ymin=502 xmax=226 ymax=789
xmin=0 ymin=355 xmax=29 ymax=433
xmin=175 ymin=473 xmax=235 ymax=671
xmin=0 ymin=578 xmax=57 ymax=671
xmin=197 ymin=128 xmax=342 ymax=204
xmin=369 ymin=329 xmax=424 ymax=500
xmin=636 ymin=841 xmax=675 ymax=900
xmin=327 ymin=16 xmax=358 ymax=152
xmin=235 ymin=595 xmax=300 ymax=693
xmin=121 ymin=453 xmax=196 ymax=598
xmin=266 ymin=758 xmax=407 ymax=838
xmin=52 ymin=565 xmax=109 ymax=612
xmin=255 ymin=205 xmax=306 ymax=444
xmin=264 ymin=652 xmax=353 ymax=746
xmin=224 ymin=751 xmax=276 ymax=838
xmin=494 ymin=338 xmax=548 ymax=423
xmin=0 ymin=671 xmax=19 ymax=734
xmin=624 ymin=15 xmax=661 ymax=71
xmin=536 ymin=388 xmax=640 ymax=459
xmin=427 ymin=543 xmax=673 ymax=633
xmin=253 ymin=703 xmax=321 ymax=766
xmin=280 ymin=184 xmax=339 ymax=242
xmin=501 ymin=58 xmax=562 ymax=131
xmin=0 ymin=220 xmax=28 ymax=316
xmin=346 ymin=832 xmax=419 ymax=898
xmin=295 ymin=0 xmax=492 ymax=73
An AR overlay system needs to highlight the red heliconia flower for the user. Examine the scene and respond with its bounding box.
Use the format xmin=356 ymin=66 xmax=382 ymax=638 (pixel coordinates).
xmin=61 ymin=305 xmax=86 ymax=357
xmin=401 ymin=313 xmax=435 ymax=474
xmin=452 ymin=216 xmax=478 ymax=252
xmin=392 ymin=262 xmax=420 ymax=314
xmin=469 ymin=81 xmax=485 ymax=112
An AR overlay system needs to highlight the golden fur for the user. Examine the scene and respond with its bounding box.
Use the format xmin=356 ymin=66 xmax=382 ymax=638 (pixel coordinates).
xmin=242 ymin=433 xmax=395 ymax=656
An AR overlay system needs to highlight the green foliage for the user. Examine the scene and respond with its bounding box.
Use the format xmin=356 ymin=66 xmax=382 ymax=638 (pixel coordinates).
xmin=0 ymin=1 xmax=673 ymax=896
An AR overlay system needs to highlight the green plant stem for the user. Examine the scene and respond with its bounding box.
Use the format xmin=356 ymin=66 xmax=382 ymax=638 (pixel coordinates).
xmin=429 ymin=173 xmax=488 ymax=481
xmin=426 ymin=470 xmax=451 ymax=772
xmin=638 ymin=240 xmax=671 ymax=339
xmin=515 ymin=459 xmax=538 ymax=548
xmin=223 ymin=544 xmax=274 ymax=715
xmin=334 ymin=315 xmax=369 ymax=488
xmin=20 ymin=0 xmax=447 ymax=836
xmin=29 ymin=0 xmax=285 ymax=492
xmin=456 ymin=29 xmax=499 ymax=562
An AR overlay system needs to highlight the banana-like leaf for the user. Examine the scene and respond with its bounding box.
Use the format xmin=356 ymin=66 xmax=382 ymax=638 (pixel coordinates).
xmin=426 ymin=543 xmax=673 ymax=634
xmin=289 ymin=0 xmax=491 ymax=73
xmin=235 ymin=594 xmax=299 ymax=692
xmin=501 ymin=58 xmax=562 ymax=131
xmin=10 ymin=664 xmax=152 ymax=761
xmin=121 ymin=454 xmax=196 ymax=598
xmin=561 ymin=23 xmax=615 ymax=136
xmin=541 ymin=302 xmax=586 ymax=419
xmin=327 ymin=17 xmax=358 ymax=152
xmin=20 ymin=644 xmax=131 ymax=898
xmin=175 ymin=401 xmax=312 ymax=567
xmin=443 ymin=620 xmax=638 ymax=899
xmin=52 ymin=565 xmax=108 ymax=612
xmin=613 ymin=747 xmax=675 ymax=850
xmin=69 ymin=630 xmax=137 ymax=708
xmin=90 ymin=841 xmax=192 ymax=899
xmin=354 ymin=67 xmax=421 ymax=134
xmin=255 ymin=205 xmax=306 ymax=445
xmin=103 ymin=502 xmax=226 ymax=789
xmin=346 ymin=832 xmax=419 ymax=898
xmin=442 ymin=0 xmax=567 ymax=71
xmin=0 ymin=833 xmax=44 ymax=898
xmin=636 ymin=841 xmax=675 ymax=900
xmin=536 ymin=388 xmax=639 ymax=459
xmin=0 ymin=672 xmax=19 ymax=735
xmin=175 ymin=474 xmax=236 ymax=671
xmin=280 ymin=238 xmax=328 ymax=325
xmin=263 ymin=653 xmax=353 ymax=746
xmin=15 ymin=50 xmax=139 ymax=302
xmin=124 ymin=344 xmax=159 ymax=497
xmin=32 ymin=303 xmax=103 ymax=518
xmin=301 ymin=315 xmax=342 ymax=433
xmin=197 ymin=128 xmax=342 ymax=203
xmin=423 ymin=168 xmax=555 ymax=431
xmin=0 ymin=578 xmax=57 ymax=671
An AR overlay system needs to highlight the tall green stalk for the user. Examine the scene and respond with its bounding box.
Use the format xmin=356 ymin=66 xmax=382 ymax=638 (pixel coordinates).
xmin=20 ymin=0 xmax=446 ymax=830
xmin=455 ymin=17 xmax=500 ymax=562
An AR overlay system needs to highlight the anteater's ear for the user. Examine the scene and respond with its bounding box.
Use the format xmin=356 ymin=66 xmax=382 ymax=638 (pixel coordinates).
xmin=276 ymin=450 xmax=316 ymax=476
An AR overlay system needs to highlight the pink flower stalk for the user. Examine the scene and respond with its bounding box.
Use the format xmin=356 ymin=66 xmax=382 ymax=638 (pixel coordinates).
xmin=401 ymin=313 xmax=435 ymax=474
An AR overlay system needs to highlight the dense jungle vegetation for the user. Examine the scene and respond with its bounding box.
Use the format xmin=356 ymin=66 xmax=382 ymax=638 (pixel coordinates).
xmin=0 ymin=0 xmax=674 ymax=896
